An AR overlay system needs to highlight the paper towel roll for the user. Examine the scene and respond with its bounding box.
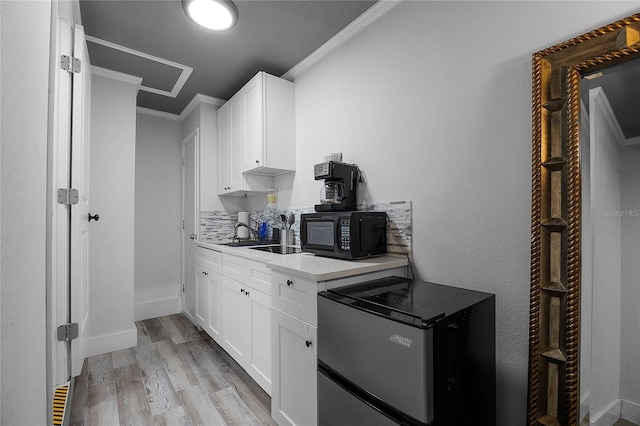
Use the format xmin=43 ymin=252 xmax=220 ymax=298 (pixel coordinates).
xmin=237 ymin=211 xmax=249 ymax=239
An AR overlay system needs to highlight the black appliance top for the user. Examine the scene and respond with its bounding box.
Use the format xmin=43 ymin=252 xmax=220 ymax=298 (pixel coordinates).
xmin=320 ymin=276 xmax=494 ymax=329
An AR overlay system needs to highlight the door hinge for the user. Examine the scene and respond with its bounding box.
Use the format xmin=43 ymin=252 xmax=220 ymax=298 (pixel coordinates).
xmin=182 ymin=157 xmax=185 ymax=166
xmin=56 ymin=323 xmax=79 ymax=342
xmin=182 ymin=283 xmax=185 ymax=293
xmin=60 ymin=55 xmax=81 ymax=73
xmin=182 ymin=220 xmax=185 ymax=229
xmin=57 ymin=188 xmax=79 ymax=205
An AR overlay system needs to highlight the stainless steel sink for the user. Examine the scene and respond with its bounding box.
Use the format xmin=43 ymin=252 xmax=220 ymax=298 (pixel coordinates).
xmin=249 ymin=245 xmax=302 ymax=255
xmin=222 ymin=240 xmax=276 ymax=247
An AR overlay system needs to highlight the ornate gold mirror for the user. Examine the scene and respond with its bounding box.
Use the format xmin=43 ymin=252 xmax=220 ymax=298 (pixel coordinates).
xmin=528 ymin=13 xmax=640 ymax=426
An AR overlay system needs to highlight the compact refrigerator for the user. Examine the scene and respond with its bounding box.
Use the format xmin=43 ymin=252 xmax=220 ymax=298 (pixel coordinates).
xmin=317 ymin=276 xmax=495 ymax=426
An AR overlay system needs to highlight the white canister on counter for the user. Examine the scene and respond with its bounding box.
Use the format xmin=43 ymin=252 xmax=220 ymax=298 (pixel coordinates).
xmin=237 ymin=211 xmax=249 ymax=239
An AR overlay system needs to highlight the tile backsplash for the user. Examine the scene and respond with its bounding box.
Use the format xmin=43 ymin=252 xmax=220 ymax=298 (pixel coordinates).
xmin=200 ymin=200 xmax=412 ymax=255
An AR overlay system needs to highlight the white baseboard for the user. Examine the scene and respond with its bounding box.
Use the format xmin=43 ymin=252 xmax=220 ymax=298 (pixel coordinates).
xmin=591 ymin=399 xmax=621 ymax=426
xmin=580 ymin=391 xmax=590 ymax=424
xmin=87 ymin=325 xmax=137 ymax=357
xmin=134 ymin=296 xmax=181 ymax=321
xmin=181 ymin=306 xmax=197 ymax=326
xmin=622 ymin=399 xmax=640 ymax=424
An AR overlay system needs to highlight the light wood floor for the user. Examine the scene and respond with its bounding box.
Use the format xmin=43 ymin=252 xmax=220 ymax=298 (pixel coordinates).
xmin=69 ymin=314 xmax=277 ymax=425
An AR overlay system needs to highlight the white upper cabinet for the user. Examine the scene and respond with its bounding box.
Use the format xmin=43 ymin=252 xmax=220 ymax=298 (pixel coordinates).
xmin=217 ymin=99 xmax=243 ymax=194
xmin=242 ymin=72 xmax=295 ymax=175
xmin=218 ymin=71 xmax=295 ymax=196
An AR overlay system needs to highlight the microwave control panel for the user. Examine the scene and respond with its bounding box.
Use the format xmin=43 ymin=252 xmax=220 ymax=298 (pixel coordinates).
xmin=340 ymin=219 xmax=351 ymax=250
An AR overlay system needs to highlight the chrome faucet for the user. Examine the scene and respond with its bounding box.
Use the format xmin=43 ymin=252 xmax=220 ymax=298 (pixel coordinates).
xmin=234 ymin=222 xmax=259 ymax=240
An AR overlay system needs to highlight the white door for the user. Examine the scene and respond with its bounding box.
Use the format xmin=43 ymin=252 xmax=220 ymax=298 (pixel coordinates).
xmin=70 ymin=23 xmax=91 ymax=377
xmin=51 ymin=18 xmax=73 ymax=387
xmin=51 ymin=20 xmax=91 ymax=385
xmin=182 ymin=129 xmax=198 ymax=320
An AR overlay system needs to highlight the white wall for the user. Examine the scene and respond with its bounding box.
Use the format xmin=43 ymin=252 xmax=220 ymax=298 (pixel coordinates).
xmin=279 ymin=2 xmax=640 ymax=424
xmin=583 ymin=87 xmax=640 ymax=424
xmin=620 ymin=147 xmax=640 ymax=414
xmin=580 ymin=103 xmax=593 ymax=417
xmin=134 ymin=112 xmax=182 ymax=320
xmin=589 ymin=87 xmax=622 ymax=421
xmin=0 ymin=1 xmax=51 ymax=423
xmin=87 ymin=70 xmax=139 ymax=356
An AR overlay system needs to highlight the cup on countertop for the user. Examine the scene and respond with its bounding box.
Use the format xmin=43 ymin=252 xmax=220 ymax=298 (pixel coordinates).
xmin=280 ymin=229 xmax=294 ymax=248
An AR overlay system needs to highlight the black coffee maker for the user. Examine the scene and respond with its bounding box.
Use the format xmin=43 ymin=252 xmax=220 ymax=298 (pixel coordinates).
xmin=314 ymin=161 xmax=359 ymax=212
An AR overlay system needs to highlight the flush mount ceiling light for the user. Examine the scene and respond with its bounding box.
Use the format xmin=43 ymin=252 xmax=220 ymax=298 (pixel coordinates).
xmin=183 ymin=0 xmax=238 ymax=31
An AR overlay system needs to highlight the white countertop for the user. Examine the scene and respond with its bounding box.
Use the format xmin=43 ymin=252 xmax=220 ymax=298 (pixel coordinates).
xmin=196 ymin=240 xmax=409 ymax=282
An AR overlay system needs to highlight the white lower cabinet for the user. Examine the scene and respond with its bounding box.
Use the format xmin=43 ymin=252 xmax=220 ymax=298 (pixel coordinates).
xmin=249 ymin=288 xmax=272 ymax=392
xmin=221 ymin=267 xmax=272 ymax=394
xmin=207 ymin=270 xmax=222 ymax=343
xmin=221 ymin=275 xmax=251 ymax=361
xmin=195 ymin=266 xmax=222 ymax=343
xmin=195 ymin=267 xmax=210 ymax=328
xmin=194 ymin=247 xmax=222 ymax=334
xmin=195 ymin=248 xmax=272 ymax=395
xmin=270 ymin=267 xmax=408 ymax=426
xmin=271 ymin=308 xmax=317 ymax=426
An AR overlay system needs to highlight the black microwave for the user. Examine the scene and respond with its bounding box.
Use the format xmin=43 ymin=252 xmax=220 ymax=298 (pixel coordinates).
xmin=300 ymin=211 xmax=387 ymax=260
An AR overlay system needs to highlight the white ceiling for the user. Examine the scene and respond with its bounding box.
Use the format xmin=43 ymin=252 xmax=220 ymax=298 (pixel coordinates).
xmin=79 ymin=0 xmax=378 ymax=115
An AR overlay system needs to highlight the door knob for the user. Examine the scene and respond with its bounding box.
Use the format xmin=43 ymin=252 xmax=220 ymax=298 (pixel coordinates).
xmin=88 ymin=213 xmax=99 ymax=222
xmin=305 ymin=340 xmax=312 ymax=348
xmin=190 ymin=234 xmax=195 ymax=240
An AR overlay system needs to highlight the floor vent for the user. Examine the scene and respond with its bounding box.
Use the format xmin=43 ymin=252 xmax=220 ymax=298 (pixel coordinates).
xmin=52 ymin=382 xmax=70 ymax=426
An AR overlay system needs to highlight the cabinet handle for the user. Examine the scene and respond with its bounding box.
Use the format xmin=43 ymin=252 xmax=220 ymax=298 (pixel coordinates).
xmin=240 ymin=289 xmax=244 ymax=294
xmin=255 ymin=160 xmax=259 ymax=164
xmin=88 ymin=213 xmax=100 ymax=222
xmin=286 ymin=279 xmax=293 ymax=286
xmin=245 ymin=291 xmax=250 ymax=297
xmin=305 ymin=340 xmax=312 ymax=348
xmin=203 ymin=271 xmax=208 ymax=276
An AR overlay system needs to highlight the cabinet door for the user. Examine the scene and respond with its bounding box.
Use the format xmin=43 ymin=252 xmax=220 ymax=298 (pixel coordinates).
xmin=242 ymin=73 xmax=264 ymax=171
xmin=195 ymin=267 xmax=209 ymax=328
xmin=229 ymin=94 xmax=244 ymax=192
xmin=221 ymin=275 xmax=251 ymax=365
xmin=207 ymin=271 xmax=222 ymax=343
xmin=249 ymin=288 xmax=271 ymax=394
xmin=272 ymin=308 xmax=318 ymax=426
xmin=217 ymin=102 xmax=231 ymax=194
xmin=217 ymin=99 xmax=243 ymax=194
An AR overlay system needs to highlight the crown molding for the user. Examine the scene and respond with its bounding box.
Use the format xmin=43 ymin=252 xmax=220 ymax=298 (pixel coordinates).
xmin=626 ymin=136 xmax=640 ymax=146
xmin=91 ymin=66 xmax=143 ymax=89
xmin=591 ymin=87 xmax=626 ymax=147
xmin=136 ymin=107 xmax=182 ymax=121
xmin=180 ymin=93 xmax=226 ymax=120
xmin=281 ymin=0 xmax=402 ymax=81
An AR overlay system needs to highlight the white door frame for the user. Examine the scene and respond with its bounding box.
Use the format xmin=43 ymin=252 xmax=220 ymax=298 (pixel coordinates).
xmin=49 ymin=16 xmax=73 ymax=390
xmin=70 ymin=23 xmax=91 ymax=377
xmin=181 ymin=128 xmax=199 ymax=322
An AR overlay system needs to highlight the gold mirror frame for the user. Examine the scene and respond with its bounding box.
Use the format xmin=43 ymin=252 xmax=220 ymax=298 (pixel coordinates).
xmin=528 ymin=13 xmax=640 ymax=426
